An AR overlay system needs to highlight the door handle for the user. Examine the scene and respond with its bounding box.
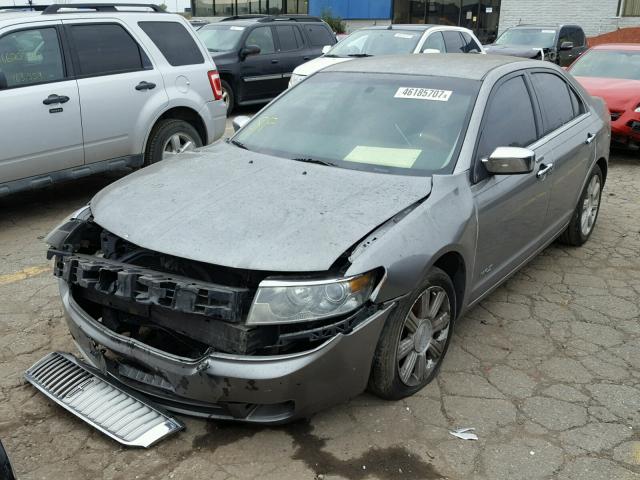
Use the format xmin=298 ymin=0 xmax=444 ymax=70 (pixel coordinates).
xmin=135 ymin=81 xmax=156 ymax=91
xmin=585 ymin=133 xmax=595 ymax=144
xmin=536 ymin=163 xmax=554 ymax=178
xmin=43 ymin=94 xmax=70 ymax=105
xmin=271 ymin=59 xmax=279 ymax=64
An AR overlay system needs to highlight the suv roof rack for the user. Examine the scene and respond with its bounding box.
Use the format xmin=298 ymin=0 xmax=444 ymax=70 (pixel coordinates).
xmin=42 ymin=3 xmax=163 ymax=14
xmin=0 ymin=5 xmax=48 ymax=11
xmin=220 ymin=14 xmax=323 ymax=23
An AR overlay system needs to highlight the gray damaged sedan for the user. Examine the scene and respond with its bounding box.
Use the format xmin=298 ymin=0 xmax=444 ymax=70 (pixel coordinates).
xmin=43 ymin=55 xmax=609 ymax=425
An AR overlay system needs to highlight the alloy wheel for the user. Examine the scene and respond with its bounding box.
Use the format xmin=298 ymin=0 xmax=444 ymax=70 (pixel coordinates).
xmin=162 ymin=133 xmax=196 ymax=160
xmin=580 ymin=175 xmax=601 ymax=237
xmin=397 ymin=286 xmax=451 ymax=387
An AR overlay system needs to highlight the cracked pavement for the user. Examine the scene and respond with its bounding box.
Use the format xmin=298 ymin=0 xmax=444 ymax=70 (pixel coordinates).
xmin=0 ymin=123 xmax=639 ymax=478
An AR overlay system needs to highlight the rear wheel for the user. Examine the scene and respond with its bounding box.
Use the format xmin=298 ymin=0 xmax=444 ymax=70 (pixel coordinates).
xmin=145 ymin=119 xmax=202 ymax=166
xmin=221 ymin=79 xmax=234 ymax=116
xmin=559 ymin=164 xmax=603 ymax=246
xmin=369 ymin=267 xmax=456 ymax=400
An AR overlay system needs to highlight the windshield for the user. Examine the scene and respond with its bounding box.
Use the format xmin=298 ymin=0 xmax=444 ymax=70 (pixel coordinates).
xmin=570 ymin=50 xmax=640 ymax=81
xmin=327 ymin=29 xmax=422 ymax=57
xmin=197 ymin=25 xmax=245 ymax=52
xmin=495 ymin=28 xmax=557 ymax=48
xmin=233 ymin=72 xmax=479 ymax=176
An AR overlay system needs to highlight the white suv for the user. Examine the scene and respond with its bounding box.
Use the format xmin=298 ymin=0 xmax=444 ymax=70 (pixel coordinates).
xmin=289 ymin=25 xmax=485 ymax=87
xmin=0 ymin=3 xmax=226 ymax=196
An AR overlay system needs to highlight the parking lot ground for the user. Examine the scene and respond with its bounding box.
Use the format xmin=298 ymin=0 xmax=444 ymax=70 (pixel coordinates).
xmin=0 ymin=124 xmax=639 ymax=479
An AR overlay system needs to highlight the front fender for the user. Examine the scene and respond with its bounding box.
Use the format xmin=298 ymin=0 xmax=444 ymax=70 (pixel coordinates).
xmin=346 ymin=172 xmax=477 ymax=308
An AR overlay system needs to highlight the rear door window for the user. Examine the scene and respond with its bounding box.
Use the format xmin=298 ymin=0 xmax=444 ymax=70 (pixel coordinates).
xmin=0 ymin=27 xmax=65 ymax=88
xmin=68 ymin=23 xmax=145 ymax=76
xmin=442 ymin=31 xmax=464 ymax=53
xmin=460 ymin=32 xmax=481 ymax=53
xmin=423 ymin=32 xmax=445 ymax=52
xmin=275 ymin=25 xmax=301 ymax=51
xmin=245 ymin=26 xmax=275 ymax=54
xmin=139 ymin=21 xmax=204 ymax=66
xmin=304 ymin=24 xmax=335 ymax=47
xmin=531 ymin=72 xmax=575 ymax=135
xmin=477 ymin=75 xmax=538 ymax=162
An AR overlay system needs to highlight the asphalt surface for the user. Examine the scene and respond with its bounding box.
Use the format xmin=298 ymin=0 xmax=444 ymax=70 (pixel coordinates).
xmin=0 ymin=114 xmax=639 ymax=479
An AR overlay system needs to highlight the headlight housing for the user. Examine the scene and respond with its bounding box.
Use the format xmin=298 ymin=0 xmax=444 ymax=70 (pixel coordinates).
xmin=44 ymin=205 xmax=92 ymax=248
xmin=634 ymin=104 xmax=640 ymax=113
xmin=247 ymin=271 xmax=377 ymax=325
xmin=288 ymin=73 xmax=306 ymax=88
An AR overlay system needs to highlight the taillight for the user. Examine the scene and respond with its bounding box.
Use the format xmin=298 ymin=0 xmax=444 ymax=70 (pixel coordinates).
xmin=208 ymin=70 xmax=223 ymax=101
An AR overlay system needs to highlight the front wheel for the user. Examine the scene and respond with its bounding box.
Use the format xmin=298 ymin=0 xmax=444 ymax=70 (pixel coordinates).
xmin=144 ymin=119 xmax=202 ymax=166
xmin=369 ymin=267 xmax=456 ymax=400
xmin=221 ymin=79 xmax=234 ymax=116
xmin=559 ymin=164 xmax=603 ymax=246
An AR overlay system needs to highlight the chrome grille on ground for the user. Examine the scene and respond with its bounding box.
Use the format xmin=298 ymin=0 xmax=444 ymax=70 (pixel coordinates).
xmin=24 ymin=352 xmax=184 ymax=447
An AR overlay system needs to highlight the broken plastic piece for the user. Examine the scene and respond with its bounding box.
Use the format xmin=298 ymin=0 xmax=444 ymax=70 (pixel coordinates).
xmin=449 ymin=427 xmax=478 ymax=441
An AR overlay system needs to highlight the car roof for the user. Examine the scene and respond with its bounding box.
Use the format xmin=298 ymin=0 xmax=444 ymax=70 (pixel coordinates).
xmin=510 ymin=24 xmax=579 ymax=30
xmin=591 ymin=43 xmax=640 ymax=51
xmin=322 ymin=53 xmax=528 ymax=81
xmin=0 ymin=9 xmax=175 ymax=27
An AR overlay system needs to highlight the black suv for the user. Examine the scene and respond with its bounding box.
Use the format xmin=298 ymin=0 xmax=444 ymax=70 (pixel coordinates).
xmin=485 ymin=24 xmax=588 ymax=67
xmin=197 ymin=15 xmax=336 ymax=113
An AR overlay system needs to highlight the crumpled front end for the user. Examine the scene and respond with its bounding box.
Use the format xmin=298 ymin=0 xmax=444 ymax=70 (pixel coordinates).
xmin=48 ymin=211 xmax=393 ymax=422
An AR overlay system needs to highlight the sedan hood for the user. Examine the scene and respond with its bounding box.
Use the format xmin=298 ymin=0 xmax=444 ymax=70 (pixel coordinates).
xmin=485 ymin=44 xmax=544 ymax=58
xmin=91 ymin=143 xmax=431 ymax=272
xmin=573 ymin=76 xmax=640 ymax=112
xmin=293 ymin=56 xmax=352 ymax=77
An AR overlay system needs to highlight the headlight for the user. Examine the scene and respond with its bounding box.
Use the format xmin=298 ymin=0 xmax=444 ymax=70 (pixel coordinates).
xmin=44 ymin=205 xmax=92 ymax=248
xmin=247 ymin=271 xmax=377 ymax=325
xmin=634 ymin=105 xmax=640 ymax=113
xmin=288 ymin=73 xmax=306 ymax=87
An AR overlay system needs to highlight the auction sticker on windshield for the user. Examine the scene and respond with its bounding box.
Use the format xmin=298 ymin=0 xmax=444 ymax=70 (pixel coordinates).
xmin=394 ymin=87 xmax=452 ymax=101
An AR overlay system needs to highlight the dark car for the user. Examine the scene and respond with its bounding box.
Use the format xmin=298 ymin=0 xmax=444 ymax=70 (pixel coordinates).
xmin=485 ymin=24 xmax=588 ymax=67
xmin=197 ymin=14 xmax=336 ymax=113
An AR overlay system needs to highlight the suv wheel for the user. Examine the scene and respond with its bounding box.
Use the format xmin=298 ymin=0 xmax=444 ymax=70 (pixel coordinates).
xmin=145 ymin=119 xmax=202 ymax=165
xmin=221 ymin=79 xmax=234 ymax=116
xmin=369 ymin=267 xmax=456 ymax=400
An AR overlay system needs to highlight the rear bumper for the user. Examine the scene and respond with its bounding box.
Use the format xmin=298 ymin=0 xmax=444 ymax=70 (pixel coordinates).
xmin=60 ymin=280 xmax=393 ymax=423
xmin=200 ymin=99 xmax=227 ymax=145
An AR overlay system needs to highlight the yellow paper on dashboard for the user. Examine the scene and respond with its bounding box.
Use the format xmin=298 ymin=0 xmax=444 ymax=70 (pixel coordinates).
xmin=344 ymin=146 xmax=421 ymax=169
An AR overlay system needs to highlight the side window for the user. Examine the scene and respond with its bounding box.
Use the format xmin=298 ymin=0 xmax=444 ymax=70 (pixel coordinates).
xmin=568 ymin=86 xmax=585 ymax=117
xmin=477 ymin=76 xmax=538 ymax=165
xmin=139 ymin=21 xmax=204 ymax=66
xmin=442 ymin=31 xmax=464 ymax=53
xmin=558 ymin=27 xmax=571 ymax=47
xmin=461 ymin=32 xmax=481 ymax=53
xmin=69 ymin=23 xmax=144 ymax=76
xmin=275 ymin=25 xmax=301 ymax=51
xmin=423 ymin=32 xmax=445 ymax=52
xmin=0 ymin=27 xmax=64 ymax=88
xmin=570 ymin=28 xmax=585 ymax=47
xmin=531 ymin=72 xmax=575 ymax=135
xmin=294 ymin=26 xmax=305 ymax=48
xmin=245 ymin=27 xmax=275 ymax=55
xmin=305 ymin=24 xmax=335 ymax=47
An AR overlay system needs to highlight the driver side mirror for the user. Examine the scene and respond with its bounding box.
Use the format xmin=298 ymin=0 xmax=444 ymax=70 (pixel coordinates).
xmin=0 ymin=71 xmax=7 ymax=90
xmin=232 ymin=115 xmax=251 ymax=132
xmin=423 ymin=48 xmax=441 ymax=54
xmin=560 ymin=41 xmax=574 ymax=51
xmin=482 ymin=147 xmax=535 ymax=175
xmin=240 ymin=45 xmax=261 ymax=59
xmin=322 ymin=45 xmax=332 ymax=54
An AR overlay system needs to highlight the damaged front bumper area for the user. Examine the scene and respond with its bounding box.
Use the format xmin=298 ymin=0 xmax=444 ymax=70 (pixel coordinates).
xmin=49 ymin=216 xmax=393 ymax=423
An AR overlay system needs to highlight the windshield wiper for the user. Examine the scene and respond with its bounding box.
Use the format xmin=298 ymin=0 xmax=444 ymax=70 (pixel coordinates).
xmin=228 ymin=139 xmax=248 ymax=150
xmin=292 ymin=157 xmax=337 ymax=167
xmin=324 ymin=54 xmax=342 ymax=58
xmin=347 ymin=53 xmax=373 ymax=57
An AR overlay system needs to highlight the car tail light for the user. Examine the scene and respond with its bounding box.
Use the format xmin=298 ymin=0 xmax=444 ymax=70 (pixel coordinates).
xmin=208 ymin=70 xmax=223 ymax=101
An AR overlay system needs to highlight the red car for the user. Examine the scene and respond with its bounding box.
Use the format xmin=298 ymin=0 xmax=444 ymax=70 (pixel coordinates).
xmin=568 ymin=43 xmax=640 ymax=147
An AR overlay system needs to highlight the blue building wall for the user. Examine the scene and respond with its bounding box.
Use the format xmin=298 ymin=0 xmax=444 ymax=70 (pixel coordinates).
xmin=309 ymin=0 xmax=393 ymax=20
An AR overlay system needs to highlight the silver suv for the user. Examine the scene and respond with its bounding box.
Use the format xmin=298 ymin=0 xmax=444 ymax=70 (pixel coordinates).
xmin=0 ymin=3 xmax=226 ymax=196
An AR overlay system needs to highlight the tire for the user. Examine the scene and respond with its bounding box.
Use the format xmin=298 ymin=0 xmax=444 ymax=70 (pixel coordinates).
xmin=144 ymin=119 xmax=202 ymax=166
xmin=221 ymin=79 xmax=234 ymax=116
xmin=558 ymin=164 xmax=603 ymax=246
xmin=368 ymin=267 xmax=456 ymax=400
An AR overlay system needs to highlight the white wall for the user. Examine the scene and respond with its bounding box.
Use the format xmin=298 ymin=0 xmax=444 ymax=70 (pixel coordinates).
xmin=498 ymin=0 xmax=640 ymax=37
xmin=0 ymin=0 xmax=191 ymax=13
